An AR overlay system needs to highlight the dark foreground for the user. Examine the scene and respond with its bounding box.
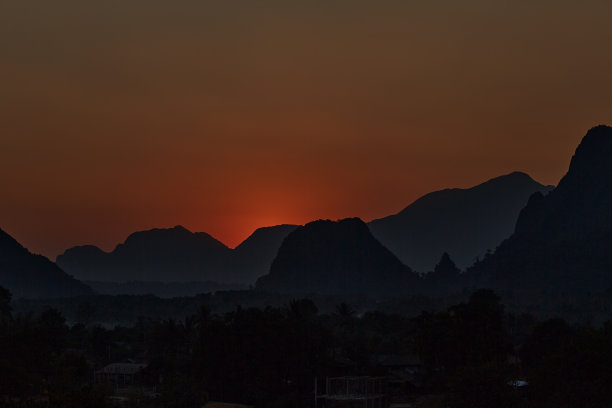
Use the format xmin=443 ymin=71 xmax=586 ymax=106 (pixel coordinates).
xmin=1 ymin=286 xmax=611 ymax=407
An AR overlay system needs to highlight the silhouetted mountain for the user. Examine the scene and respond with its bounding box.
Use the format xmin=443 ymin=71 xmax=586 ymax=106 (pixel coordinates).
xmin=368 ymin=172 xmax=553 ymax=271
xmin=0 ymin=228 xmax=94 ymax=299
xmin=57 ymin=224 xmax=298 ymax=284
xmin=231 ymin=224 xmax=298 ymax=283
xmin=256 ymin=218 xmax=421 ymax=297
xmin=433 ymin=252 xmax=461 ymax=277
xmin=57 ymin=226 xmax=232 ymax=282
xmin=423 ymin=253 xmax=462 ymax=293
xmin=469 ymin=125 xmax=612 ymax=292
xmin=55 ymin=173 xmax=551 ymax=287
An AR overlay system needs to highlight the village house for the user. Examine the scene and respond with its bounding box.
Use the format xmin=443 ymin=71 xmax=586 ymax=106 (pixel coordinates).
xmin=94 ymin=362 xmax=148 ymax=385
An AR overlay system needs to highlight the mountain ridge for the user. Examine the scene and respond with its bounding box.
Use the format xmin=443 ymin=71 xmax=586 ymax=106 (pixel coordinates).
xmin=368 ymin=171 xmax=554 ymax=271
xmin=468 ymin=125 xmax=612 ymax=292
xmin=0 ymin=228 xmax=94 ymax=299
xmin=57 ymin=225 xmax=231 ymax=282
xmin=57 ymin=224 xmax=298 ymax=284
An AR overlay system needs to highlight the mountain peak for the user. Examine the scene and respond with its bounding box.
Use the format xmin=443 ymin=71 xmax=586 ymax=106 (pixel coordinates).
xmin=489 ymin=171 xmax=534 ymax=183
xmin=57 ymin=226 xmax=232 ymax=282
xmin=468 ymin=171 xmax=548 ymax=193
xmin=171 ymin=225 xmax=190 ymax=232
xmin=256 ymin=217 xmax=419 ymax=297
xmin=557 ymin=125 xmax=612 ymax=188
xmin=120 ymin=226 xmax=228 ymax=251
xmin=513 ymin=124 xmax=612 ymax=241
xmin=469 ymin=125 xmax=612 ymax=292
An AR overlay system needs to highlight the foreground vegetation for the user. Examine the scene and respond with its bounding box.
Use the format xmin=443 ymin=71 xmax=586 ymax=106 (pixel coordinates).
xmin=1 ymin=286 xmax=611 ymax=407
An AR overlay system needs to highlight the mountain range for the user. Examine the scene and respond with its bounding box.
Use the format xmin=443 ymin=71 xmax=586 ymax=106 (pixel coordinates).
xmin=14 ymin=125 xmax=612 ymax=299
xmin=56 ymin=226 xmax=231 ymax=282
xmin=56 ymin=224 xmax=297 ymax=284
xmin=368 ymin=172 xmax=553 ymax=271
xmin=55 ymin=173 xmax=550 ymax=286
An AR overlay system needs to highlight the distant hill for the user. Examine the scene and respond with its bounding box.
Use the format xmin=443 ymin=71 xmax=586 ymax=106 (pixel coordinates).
xmin=256 ymin=218 xmax=421 ymax=297
xmin=422 ymin=253 xmax=462 ymax=293
xmin=368 ymin=172 xmax=553 ymax=272
xmin=468 ymin=125 xmax=612 ymax=292
xmin=57 ymin=224 xmax=297 ymax=284
xmin=0 ymin=228 xmax=94 ymax=299
xmin=56 ymin=174 xmax=552 ymax=286
xmin=231 ymin=224 xmax=298 ymax=283
xmin=57 ymin=226 xmax=232 ymax=282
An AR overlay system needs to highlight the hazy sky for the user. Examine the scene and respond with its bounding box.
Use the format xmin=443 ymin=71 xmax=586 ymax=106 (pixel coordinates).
xmin=1 ymin=0 xmax=611 ymax=258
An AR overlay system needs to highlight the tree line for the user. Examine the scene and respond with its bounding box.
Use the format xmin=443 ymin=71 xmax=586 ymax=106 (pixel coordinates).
xmin=1 ymin=286 xmax=611 ymax=407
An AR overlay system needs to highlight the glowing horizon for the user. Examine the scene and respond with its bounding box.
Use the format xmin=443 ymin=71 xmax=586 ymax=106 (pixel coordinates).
xmin=1 ymin=1 xmax=611 ymax=258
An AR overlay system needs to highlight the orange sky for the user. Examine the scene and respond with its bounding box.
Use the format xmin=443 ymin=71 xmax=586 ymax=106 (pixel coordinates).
xmin=1 ymin=1 xmax=612 ymax=258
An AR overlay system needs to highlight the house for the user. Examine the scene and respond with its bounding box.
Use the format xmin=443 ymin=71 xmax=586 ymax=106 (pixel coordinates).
xmin=94 ymin=362 xmax=148 ymax=385
xmin=371 ymin=354 xmax=423 ymax=404
xmin=371 ymin=354 xmax=422 ymax=388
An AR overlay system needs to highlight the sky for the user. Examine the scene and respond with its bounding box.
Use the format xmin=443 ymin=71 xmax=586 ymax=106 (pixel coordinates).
xmin=1 ymin=0 xmax=612 ymax=258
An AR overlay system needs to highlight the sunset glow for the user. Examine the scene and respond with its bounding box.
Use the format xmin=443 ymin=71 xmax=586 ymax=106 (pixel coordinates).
xmin=2 ymin=1 xmax=612 ymax=257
